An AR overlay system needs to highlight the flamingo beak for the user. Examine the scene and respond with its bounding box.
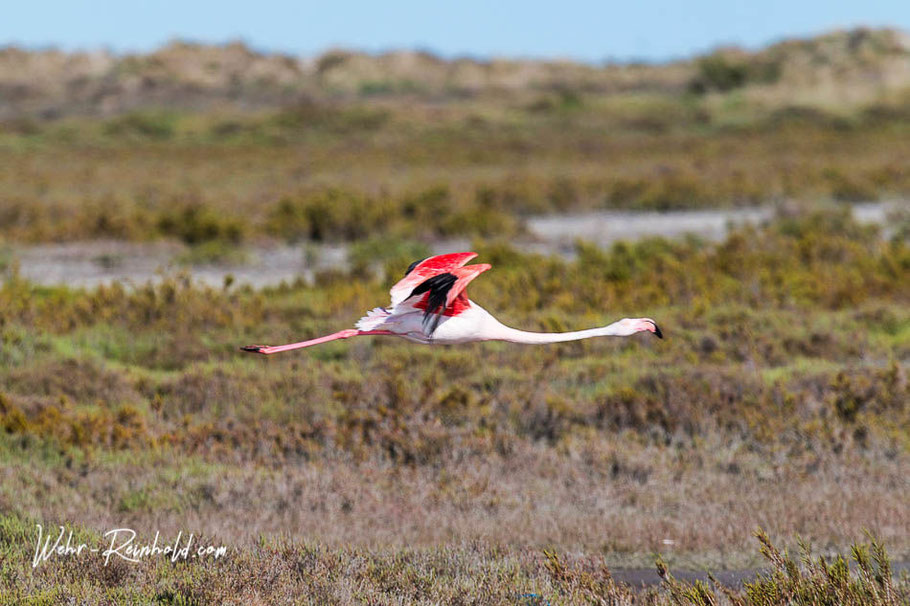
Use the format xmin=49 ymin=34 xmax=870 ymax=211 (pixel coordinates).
xmin=641 ymin=319 xmax=663 ymax=339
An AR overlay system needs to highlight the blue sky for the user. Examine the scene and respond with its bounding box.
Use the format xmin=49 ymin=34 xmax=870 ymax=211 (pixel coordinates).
xmin=3 ymin=0 xmax=909 ymax=62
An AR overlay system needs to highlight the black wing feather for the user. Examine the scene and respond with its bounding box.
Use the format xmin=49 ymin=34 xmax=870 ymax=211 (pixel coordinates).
xmin=404 ymin=257 xmax=427 ymax=277
xmin=408 ymin=272 xmax=457 ymax=334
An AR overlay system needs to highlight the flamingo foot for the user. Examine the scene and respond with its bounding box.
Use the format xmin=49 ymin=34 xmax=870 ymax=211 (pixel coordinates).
xmin=241 ymin=345 xmax=268 ymax=354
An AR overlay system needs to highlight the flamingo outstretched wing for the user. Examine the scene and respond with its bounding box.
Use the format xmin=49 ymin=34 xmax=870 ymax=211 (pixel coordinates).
xmin=388 ymin=252 xmax=478 ymax=306
xmin=356 ymin=253 xmax=490 ymax=333
xmin=406 ymin=262 xmax=492 ymax=332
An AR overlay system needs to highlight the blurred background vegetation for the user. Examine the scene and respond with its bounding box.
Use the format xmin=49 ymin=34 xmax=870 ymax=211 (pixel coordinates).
xmin=0 ymin=26 xmax=908 ymax=604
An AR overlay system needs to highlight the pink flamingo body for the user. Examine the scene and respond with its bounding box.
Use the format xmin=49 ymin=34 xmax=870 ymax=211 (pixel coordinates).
xmin=242 ymin=252 xmax=662 ymax=355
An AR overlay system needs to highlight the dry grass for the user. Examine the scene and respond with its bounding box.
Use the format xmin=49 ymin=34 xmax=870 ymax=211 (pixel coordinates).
xmin=2 ymin=441 xmax=907 ymax=569
xmin=1 ymin=506 xmax=907 ymax=604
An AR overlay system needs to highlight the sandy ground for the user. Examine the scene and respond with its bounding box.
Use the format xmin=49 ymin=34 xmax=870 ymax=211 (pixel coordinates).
xmin=6 ymin=201 xmax=902 ymax=289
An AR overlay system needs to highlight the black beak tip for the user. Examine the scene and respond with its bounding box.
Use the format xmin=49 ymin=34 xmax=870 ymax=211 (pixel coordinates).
xmin=653 ymin=323 xmax=663 ymax=339
xmin=241 ymin=345 xmax=264 ymax=353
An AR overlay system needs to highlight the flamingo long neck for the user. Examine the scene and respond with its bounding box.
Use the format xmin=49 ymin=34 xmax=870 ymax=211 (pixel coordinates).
xmin=490 ymin=321 xmax=624 ymax=344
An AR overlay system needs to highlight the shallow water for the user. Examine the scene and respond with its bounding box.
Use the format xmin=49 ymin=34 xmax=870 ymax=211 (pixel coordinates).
xmin=525 ymin=201 xmax=897 ymax=250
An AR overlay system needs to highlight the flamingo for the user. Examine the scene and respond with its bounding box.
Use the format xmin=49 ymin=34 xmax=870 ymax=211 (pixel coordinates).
xmin=242 ymin=252 xmax=662 ymax=355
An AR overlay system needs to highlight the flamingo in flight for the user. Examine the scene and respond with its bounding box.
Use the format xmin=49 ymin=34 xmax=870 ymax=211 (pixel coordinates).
xmin=242 ymin=252 xmax=662 ymax=355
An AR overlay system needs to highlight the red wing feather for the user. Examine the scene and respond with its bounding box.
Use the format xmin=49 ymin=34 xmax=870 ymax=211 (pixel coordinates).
xmin=389 ymin=252 xmax=477 ymax=306
xmin=445 ymin=264 xmax=491 ymax=308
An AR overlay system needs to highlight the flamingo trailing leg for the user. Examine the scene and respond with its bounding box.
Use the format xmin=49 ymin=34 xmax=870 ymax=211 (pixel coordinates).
xmin=242 ymin=252 xmax=662 ymax=355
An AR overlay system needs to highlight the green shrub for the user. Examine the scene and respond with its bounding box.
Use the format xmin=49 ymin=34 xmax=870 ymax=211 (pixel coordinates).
xmin=157 ymin=203 xmax=246 ymax=244
xmin=104 ymin=111 xmax=177 ymax=140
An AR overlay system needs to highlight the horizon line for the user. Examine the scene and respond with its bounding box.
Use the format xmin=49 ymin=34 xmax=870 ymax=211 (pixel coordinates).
xmin=2 ymin=24 xmax=904 ymax=67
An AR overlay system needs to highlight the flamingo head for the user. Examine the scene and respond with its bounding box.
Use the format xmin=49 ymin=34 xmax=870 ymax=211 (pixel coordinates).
xmin=614 ymin=317 xmax=663 ymax=338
